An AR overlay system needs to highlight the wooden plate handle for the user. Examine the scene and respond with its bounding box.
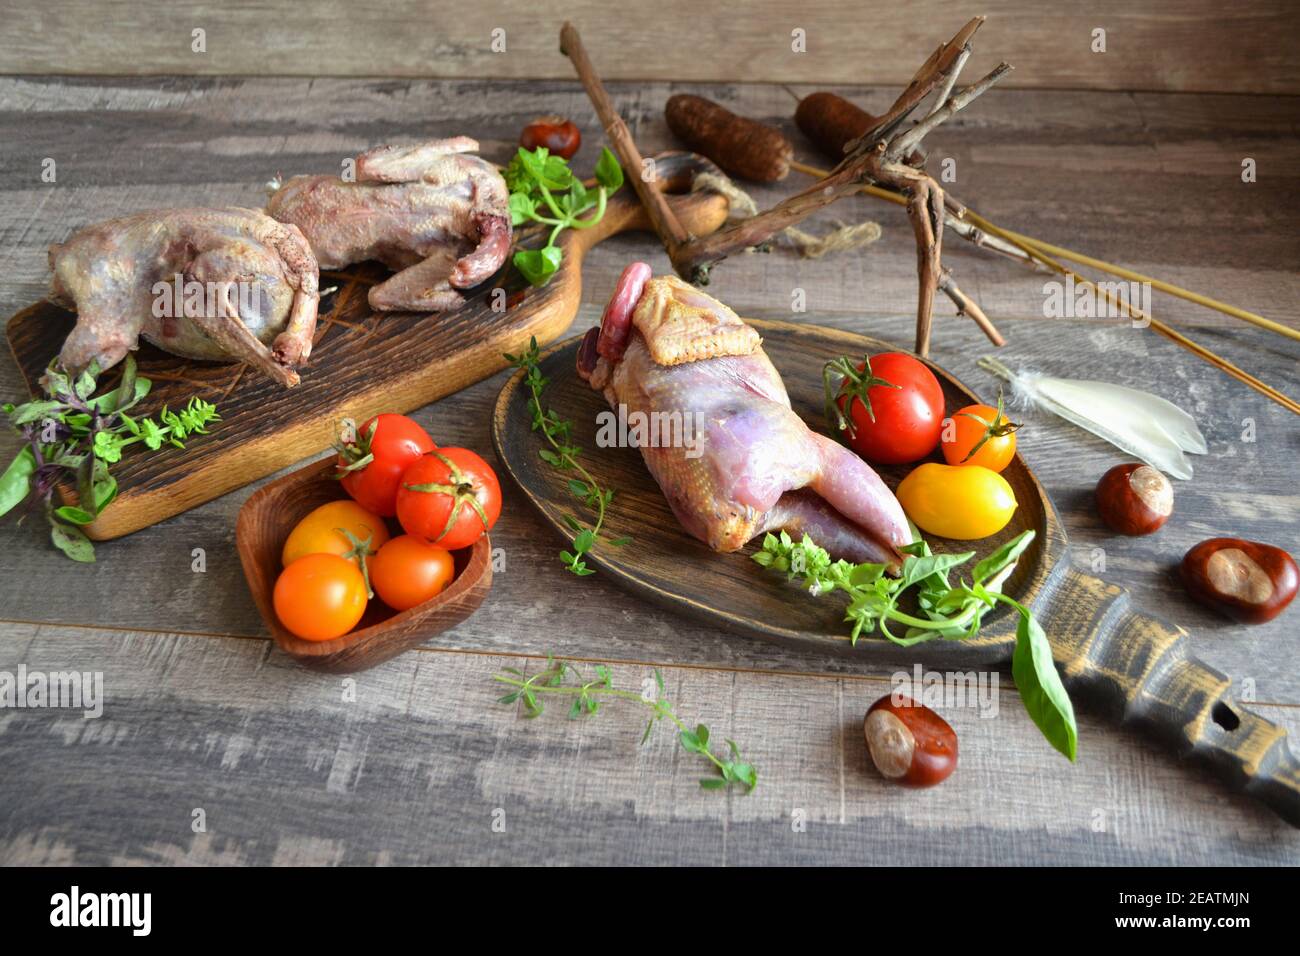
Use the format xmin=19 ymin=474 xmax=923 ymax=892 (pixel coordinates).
xmin=1040 ymin=567 xmax=1300 ymax=827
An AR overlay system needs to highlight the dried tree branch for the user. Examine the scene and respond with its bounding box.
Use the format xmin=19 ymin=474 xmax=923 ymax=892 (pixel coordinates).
xmin=561 ymin=17 xmax=1010 ymax=355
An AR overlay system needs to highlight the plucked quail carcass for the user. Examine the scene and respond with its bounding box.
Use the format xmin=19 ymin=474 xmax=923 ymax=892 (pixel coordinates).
xmin=578 ymin=263 xmax=912 ymax=566
xmin=48 ymin=207 xmax=320 ymax=387
xmin=266 ymin=137 xmax=512 ymax=313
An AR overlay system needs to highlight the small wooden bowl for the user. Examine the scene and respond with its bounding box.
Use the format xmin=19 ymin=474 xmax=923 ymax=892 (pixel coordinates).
xmin=235 ymin=456 xmax=493 ymax=672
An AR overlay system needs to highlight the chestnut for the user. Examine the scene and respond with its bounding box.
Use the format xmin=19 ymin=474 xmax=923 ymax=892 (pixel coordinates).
xmin=1181 ymin=538 xmax=1298 ymax=624
xmin=863 ymin=694 xmax=957 ymax=787
xmin=1095 ymin=463 xmax=1172 ymax=535
xmin=520 ymin=116 xmax=581 ymax=159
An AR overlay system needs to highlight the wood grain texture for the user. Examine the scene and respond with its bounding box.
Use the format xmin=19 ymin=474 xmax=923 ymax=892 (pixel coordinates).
xmin=493 ymin=321 xmax=1300 ymax=826
xmin=2 ymin=2 xmax=1299 ymax=94
xmin=492 ymin=320 xmax=1064 ymax=665
xmin=0 ymin=77 xmax=1295 ymax=338
xmin=3 ymin=155 xmax=729 ymax=538
xmin=1 ymin=624 xmax=1298 ymax=866
xmin=0 ymin=75 xmax=1296 ymax=861
xmin=234 ymin=457 xmax=493 ymax=673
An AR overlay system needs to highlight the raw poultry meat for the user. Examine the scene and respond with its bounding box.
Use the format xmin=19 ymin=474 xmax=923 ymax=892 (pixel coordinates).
xmin=578 ymin=263 xmax=912 ymax=566
xmin=48 ymin=207 xmax=320 ymax=387
xmin=266 ymin=137 xmax=511 ymax=312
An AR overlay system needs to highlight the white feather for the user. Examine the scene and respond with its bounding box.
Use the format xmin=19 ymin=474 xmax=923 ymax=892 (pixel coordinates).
xmin=978 ymin=358 xmax=1207 ymax=480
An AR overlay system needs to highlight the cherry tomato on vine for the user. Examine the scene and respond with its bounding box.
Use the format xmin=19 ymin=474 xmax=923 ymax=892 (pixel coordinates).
xmin=273 ymin=553 xmax=368 ymax=641
xmin=396 ymin=448 xmax=502 ymax=551
xmin=941 ymin=397 xmax=1021 ymax=473
xmin=336 ymin=414 xmax=436 ymax=517
xmin=281 ymin=499 xmax=389 ymax=569
xmin=896 ymin=462 xmax=1018 ymax=540
xmin=370 ymin=535 xmax=456 ymax=611
xmin=826 ymin=352 xmax=944 ymax=465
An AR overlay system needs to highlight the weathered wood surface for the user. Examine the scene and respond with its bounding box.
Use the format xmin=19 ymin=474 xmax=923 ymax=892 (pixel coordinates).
xmin=2 ymin=2 xmax=1298 ymax=94
xmin=1 ymin=624 xmax=1298 ymax=866
xmin=0 ymin=76 xmax=1297 ymax=863
xmin=0 ymin=77 xmax=1295 ymax=336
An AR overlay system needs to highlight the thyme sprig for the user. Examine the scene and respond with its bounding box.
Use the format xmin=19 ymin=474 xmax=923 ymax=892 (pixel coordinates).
xmin=505 ymin=336 xmax=627 ymax=575
xmin=494 ymin=656 xmax=758 ymax=792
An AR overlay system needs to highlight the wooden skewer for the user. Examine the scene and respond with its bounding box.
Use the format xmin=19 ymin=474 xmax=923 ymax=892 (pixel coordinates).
xmin=790 ymin=158 xmax=1299 ymax=346
xmin=968 ymin=220 xmax=1300 ymax=345
xmin=787 ymin=158 xmax=1298 ymax=414
xmin=971 ymin=216 xmax=1300 ymax=416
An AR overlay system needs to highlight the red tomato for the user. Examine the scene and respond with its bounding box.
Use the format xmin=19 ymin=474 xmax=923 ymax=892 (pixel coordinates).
xmin=370 ymin=535 xmax=456 ymax=611
xmin=336 ymin=414 xmax=436 ymax=517
xmin=273 ymin=553 xmax=368 ymax=642
xmin=832 ymin=353 xmax=944 ymax=464
xmin=396 ymin=448 xmax=502 ymax=550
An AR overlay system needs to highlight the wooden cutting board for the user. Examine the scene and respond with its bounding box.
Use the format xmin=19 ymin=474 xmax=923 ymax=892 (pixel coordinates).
xmin=4 ymin=152 xmax=729 ymax=540
xmin=493 ymin=322 xmax=1300 ymax=827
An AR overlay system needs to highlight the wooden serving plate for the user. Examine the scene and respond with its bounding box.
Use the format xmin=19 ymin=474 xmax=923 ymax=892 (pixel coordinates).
xmin=235 ymin=456 xmax=492 ymax=672
xmin=493 ymin=321 xmax=1300 ymax=826
xmin=5 ymin=152 xmax=729 ymax=541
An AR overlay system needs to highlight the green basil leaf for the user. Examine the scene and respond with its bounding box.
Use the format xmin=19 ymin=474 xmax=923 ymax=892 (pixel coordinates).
xmin=0 ymin=446 xmax=37 ymax=518
xmin=6 ymin=400 xmax=65 ymax=426
xmin=540 ymin=154 xmax=574 ymax=191
xmin=93 ymin=472 xmax=118 ymax=512
xmin=513 ymin=246 xmax=563 ymax=287
xmin=973 ymin=530 xmax=1036 ymax=585
xmin=54 ymin=504 xmax=95 ymax=525
xmin=595 ymin=147 xmax=624 ymax=191
xmin=508 ymin=191 xmax=537 ymax=226
xmin=1011 ymin=603 xmax=1077 ymax=761
xmin=899 ymin=551 xmax=974 ymax=590
xmin=49 ymin=520 xmax=95 ymax=562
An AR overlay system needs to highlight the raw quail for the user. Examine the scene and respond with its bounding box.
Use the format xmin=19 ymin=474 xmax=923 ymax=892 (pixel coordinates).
xmin=266 ymin=137 xmax=511 ymax=313
xmin=48 ymin=207 xmax=320 ymax=387
xmin=578 ymin=263 xmax=912 ymax=566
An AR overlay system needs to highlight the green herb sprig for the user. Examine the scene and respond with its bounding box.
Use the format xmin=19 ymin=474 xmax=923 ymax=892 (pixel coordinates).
xmin=494 ymin=656 xmax=757 ymax=792
xmin=505 ymin=336 xmax=627 ymax=575
xmin=754 ymin=529 xmax=1077 ymax=761
xmin=0 ymin=356 xmax=220 ymax=561
xmin=505 ymin=146 xmax=624 ymax=286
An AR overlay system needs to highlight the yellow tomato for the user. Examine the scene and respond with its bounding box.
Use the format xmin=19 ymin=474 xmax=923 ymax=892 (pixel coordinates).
xmin=896 ymin=463 xmax=1017 ymax=540
xmin=281 ymin=499 xmax=390 ymax=568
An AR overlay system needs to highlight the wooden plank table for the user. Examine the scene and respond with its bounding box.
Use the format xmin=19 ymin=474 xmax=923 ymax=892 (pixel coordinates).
xmin=0 ymin=77 xmax=1297 ymax=865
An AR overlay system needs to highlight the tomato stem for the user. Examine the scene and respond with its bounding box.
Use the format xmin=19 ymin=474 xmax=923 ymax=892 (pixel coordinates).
xmin=822 ymin=353 xmax=899 ymax=441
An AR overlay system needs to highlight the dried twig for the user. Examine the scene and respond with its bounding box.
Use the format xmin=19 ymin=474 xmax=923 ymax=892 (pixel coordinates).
xmin=561 ymin=18 xmax=1010 ymax=356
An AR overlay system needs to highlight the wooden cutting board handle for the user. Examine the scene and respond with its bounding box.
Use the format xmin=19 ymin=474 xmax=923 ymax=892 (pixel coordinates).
xmin=1040 ymin=567 xmax=1300 ymax=826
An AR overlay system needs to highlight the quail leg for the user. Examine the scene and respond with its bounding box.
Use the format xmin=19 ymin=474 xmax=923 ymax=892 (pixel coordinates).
xmin=368 ymin=246 xmax=466 ymax=312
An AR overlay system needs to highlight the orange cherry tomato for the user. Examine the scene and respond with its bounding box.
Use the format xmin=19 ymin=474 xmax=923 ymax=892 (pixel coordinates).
xmin=940 ymin=402 xmax=1020 ymax=473
xmin=281 ymin=500 xmax=390 ymax=569
xmin=370 ymin=535 xmax=457 ymax=611
xmin=273 ymin=553 xmax=368 ymax=641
